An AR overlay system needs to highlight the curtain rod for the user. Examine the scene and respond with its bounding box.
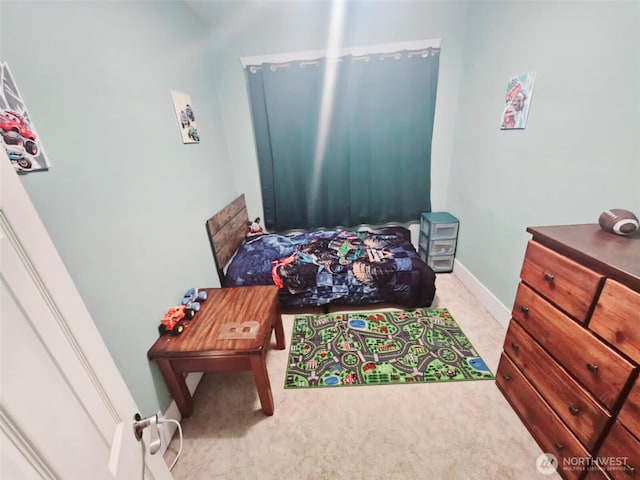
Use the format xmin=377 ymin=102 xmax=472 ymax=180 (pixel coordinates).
xmin=240 ymin=38 xmax=441 ymax=69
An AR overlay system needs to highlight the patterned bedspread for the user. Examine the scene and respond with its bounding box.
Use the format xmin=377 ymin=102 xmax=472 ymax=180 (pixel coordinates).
xmin=224 ymin=227 xmax=436 ymax=308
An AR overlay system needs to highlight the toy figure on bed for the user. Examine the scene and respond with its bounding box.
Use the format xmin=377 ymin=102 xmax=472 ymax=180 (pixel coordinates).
xmin=246 ymin=217 xmax=265 ymax=239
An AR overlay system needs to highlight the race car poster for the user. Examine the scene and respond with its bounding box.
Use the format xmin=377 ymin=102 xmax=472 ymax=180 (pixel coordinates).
xmin=0 ymin=61 xmax=51 ymax=173
xmin=500 ymin=71 xmax=536 ymax=130
xmin=170 ymin=90 xmax=200 ymax=144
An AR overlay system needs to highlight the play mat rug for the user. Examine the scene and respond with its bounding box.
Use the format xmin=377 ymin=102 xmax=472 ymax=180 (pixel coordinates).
xmin=284 ymin=308 xmax=494 ymax=389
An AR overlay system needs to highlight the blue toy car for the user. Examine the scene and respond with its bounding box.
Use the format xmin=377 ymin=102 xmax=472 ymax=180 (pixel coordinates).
xmin=182 ymin=288 xmax=207 ymax=312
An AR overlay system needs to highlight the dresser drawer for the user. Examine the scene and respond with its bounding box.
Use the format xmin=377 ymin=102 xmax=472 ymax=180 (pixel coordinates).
xmin=618 ymin=376 xmax=640 ymax=439
xmin=496 ymin=353 xmax=590 ymax=480
xmin=590 ymin=280 xmax=640 ymax=364
xmin=503 ymin=321 xmax=611 ymax=450
xmin=596 ymin=421 xmax=640 ymax=480
xmin=520 ymin=241 xmax=604 ymax=323
xmin=512 ymin=283 xmax=635 ymax=410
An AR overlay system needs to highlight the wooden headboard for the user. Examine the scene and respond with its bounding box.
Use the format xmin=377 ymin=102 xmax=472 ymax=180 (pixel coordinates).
xmin=205 ymin=194 xmax=249 ymax=285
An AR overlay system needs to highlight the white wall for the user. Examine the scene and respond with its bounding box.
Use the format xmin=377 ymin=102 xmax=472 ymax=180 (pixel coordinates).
xmin=0 ymin=0 xmax=237 ymax=414
xmin=447 ymin=0 xmax=640 ymax=310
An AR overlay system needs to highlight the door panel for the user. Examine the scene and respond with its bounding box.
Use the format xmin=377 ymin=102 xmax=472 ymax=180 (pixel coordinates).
xmin=0 ymin=154 xmax=172 ymax=479
xmin=1 ymin=268 xmax=114 ymax=478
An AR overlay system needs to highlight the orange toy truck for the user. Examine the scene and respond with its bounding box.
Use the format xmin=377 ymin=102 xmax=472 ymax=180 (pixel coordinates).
xmin=158 ymin=305 xmax=195 ymax=336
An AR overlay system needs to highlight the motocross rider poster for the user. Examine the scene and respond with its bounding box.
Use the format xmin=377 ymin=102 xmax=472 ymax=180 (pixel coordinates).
xmin=500 ymin=72 xmax=536 ymax=130
xmin=0 ymin=61 xmax=51 ymax=173
xmin=171 ymin=90 xmax=200 ymax=144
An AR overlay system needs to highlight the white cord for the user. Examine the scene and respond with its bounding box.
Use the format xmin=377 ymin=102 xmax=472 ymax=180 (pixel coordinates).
xmin=158 ymin=418 xmax=183 ymax=472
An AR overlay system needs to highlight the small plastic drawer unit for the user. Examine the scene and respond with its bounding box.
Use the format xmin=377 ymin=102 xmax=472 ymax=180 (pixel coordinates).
xmin=419 ymin=212 xmax=459 ymax=273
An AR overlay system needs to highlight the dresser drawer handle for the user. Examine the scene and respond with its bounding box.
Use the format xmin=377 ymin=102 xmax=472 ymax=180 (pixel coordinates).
xmin=544 ymin=272 xmax=555 ymax=282
xmin=586 ymin=363 xmax=599 ymax=374
xmin=510 ymin=342 xmax=520 ymax=351
xmin=554 ymin=441 xmax=564 ymax=451
xmin=520 ymin=306 xmax=529 ymax=314
xmin=502 ymin=374 xmax=512 ymax=382
xmin=568 ymin=405 xmax=581 ymax=416
xmin=622 ymin=464 xmax=635 ymax=475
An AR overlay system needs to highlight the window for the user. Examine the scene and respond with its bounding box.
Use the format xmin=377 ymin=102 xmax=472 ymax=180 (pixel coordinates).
xmin=243 ymin=41 xmax=440 ymax=232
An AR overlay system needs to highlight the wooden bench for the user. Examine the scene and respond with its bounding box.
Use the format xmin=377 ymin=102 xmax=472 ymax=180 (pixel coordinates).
xmin=147 ymin=286 xmax=285 ymax=416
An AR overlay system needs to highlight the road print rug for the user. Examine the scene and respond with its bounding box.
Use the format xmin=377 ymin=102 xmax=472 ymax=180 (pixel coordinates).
xmin=284 ymin=308 xmax=494 ymax=389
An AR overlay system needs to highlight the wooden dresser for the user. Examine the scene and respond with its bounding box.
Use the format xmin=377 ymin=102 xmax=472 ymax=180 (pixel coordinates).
xmin=496 ymin=224 xmax=640 ymax=480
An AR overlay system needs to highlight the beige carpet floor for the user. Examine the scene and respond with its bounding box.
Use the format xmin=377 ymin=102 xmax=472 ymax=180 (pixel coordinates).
xmin=164 ymin=274 xmax=560 ymax=479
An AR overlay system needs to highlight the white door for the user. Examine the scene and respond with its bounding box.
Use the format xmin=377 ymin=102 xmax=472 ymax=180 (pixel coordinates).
xmin=0 ymin=155 xmax=173 ymax=480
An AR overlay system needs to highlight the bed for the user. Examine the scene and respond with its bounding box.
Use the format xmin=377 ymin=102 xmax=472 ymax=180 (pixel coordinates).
xmin=206 ymin=194 xmax=437 ymax=309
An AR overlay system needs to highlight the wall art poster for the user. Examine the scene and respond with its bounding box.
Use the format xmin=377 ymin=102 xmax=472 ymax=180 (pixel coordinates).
xmin=171 ymin=91 xmax=200 ymax=144
xmin=0 ymin=61 xmax=51 ymax=173
xmin=500 ymin=72 xmax=536 ymax=130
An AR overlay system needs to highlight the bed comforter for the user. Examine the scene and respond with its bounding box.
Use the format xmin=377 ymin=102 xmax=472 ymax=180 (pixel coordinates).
xmin=224 ymin=226 xmax=436 ymax=308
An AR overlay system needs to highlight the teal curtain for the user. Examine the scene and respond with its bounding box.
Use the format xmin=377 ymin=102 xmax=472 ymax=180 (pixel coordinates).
xmin=246 ymin=48 xmax=440 ymax=232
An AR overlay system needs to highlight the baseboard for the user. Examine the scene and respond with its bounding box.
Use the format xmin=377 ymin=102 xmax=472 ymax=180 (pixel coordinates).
xmin=452 ymin=259 xmax=511 ymax=329
xmin=157 ymin=372 xmax=203 ymax=457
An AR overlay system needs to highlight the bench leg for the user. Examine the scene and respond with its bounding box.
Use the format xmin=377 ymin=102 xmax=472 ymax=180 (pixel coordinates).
xmin=273 ymin=314 xmax=286 ymax=350
xmin=249 ymin=353 xmax=274 ymax=416
xmin=157 ymin=359 xmax=193 ymax=417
